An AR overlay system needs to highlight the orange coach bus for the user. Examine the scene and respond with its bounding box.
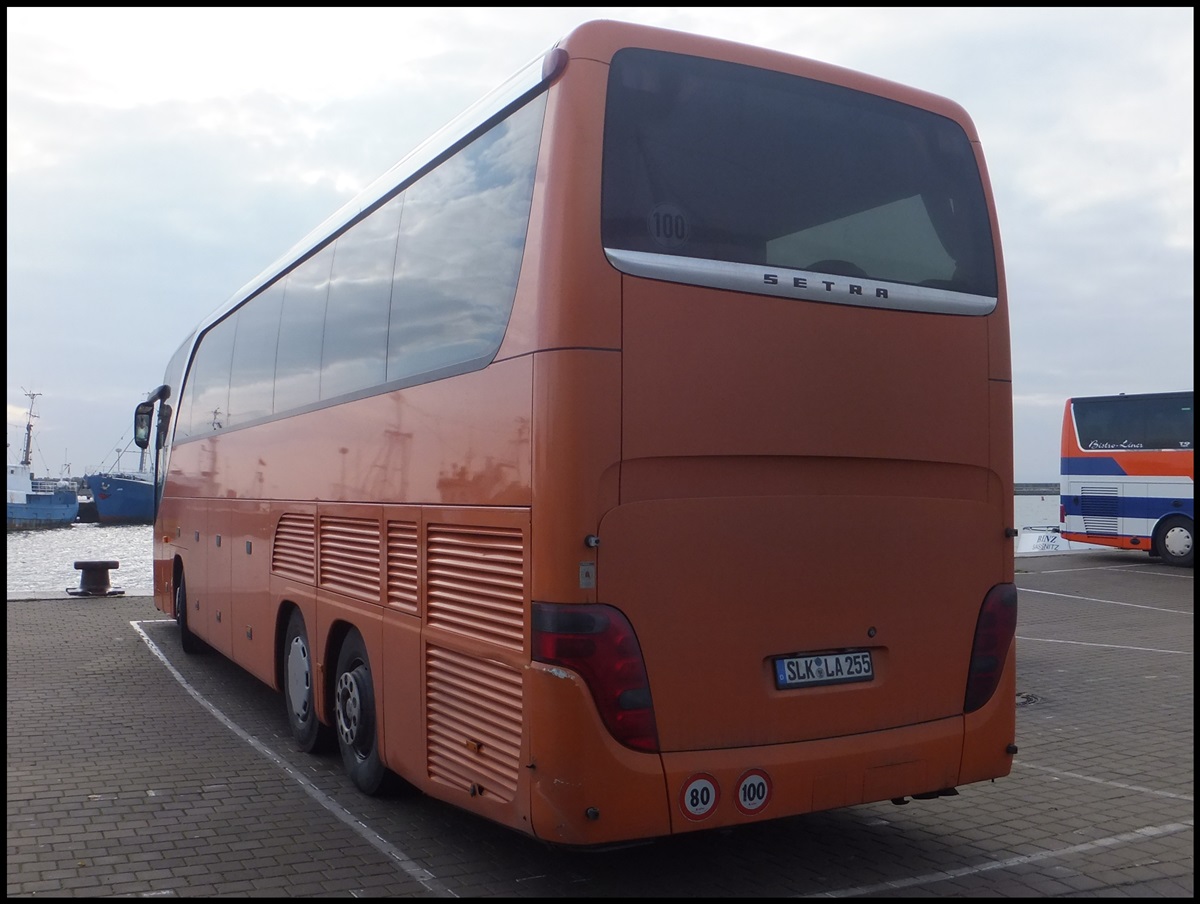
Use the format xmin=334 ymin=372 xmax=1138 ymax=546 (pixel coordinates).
xmin=133 ymin=19 xmax=1017 ymax=846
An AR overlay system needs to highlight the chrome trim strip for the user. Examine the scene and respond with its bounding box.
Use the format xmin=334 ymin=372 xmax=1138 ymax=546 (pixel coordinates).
xmin=604 ymin=248 xmax=997 ymax=316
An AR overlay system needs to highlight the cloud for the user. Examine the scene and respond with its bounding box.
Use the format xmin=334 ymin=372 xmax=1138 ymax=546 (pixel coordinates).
xmin=6 ymin=7 xmax=1194 ymax=481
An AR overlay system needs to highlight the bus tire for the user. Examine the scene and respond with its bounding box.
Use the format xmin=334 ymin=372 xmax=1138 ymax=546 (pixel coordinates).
xmin=334 ymin=628 xmax=388 ymax=794
xmin=283 ymin=608 xmax=331 ymax=753
xmin=175 ymin=573 xmax=204 ymax=654
xmin=1156 ymin=515 xmax=1194 ymax=568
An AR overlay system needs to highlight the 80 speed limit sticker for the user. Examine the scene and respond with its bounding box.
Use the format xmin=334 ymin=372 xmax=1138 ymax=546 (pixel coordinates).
xmin=678 ymin=773 xmax=720 ymax=820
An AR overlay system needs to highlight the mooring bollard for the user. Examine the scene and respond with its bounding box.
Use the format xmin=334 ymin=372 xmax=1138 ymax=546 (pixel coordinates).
xmin=68 ymin=560 xmax=124 ymax=597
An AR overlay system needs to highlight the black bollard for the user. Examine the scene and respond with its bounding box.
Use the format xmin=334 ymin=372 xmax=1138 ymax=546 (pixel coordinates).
xmin=68 ymin=560 xmax=124 ymax=597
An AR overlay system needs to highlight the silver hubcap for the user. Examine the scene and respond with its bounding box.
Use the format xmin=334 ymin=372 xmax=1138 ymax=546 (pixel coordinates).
xmin=286 ymin=636 xmax=312 ymax=720
xmin=336 ymin=670 xmax=363 ymax=747
xmin=1163 ymin=525 xmax=1193 ymax=559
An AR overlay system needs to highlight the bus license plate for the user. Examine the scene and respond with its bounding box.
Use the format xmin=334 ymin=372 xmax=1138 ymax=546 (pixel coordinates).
xmin=774 ymin=651 xmax=874 ymax=690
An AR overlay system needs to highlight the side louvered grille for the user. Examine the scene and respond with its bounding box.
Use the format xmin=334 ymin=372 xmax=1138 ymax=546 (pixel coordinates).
xmin=426 ymin=524 xmax=525 ymax=650
xmin=1080 ymin=485 xmax=1120 ymax=535
xmin=272 ymin=513 xmax=315 ymax=583
xmin=426 ymin=645 xmax=522 ymax=800
xmin=319 ymin=516 xmax=381 ymax=601
xmin=386 ymin=520 xmax=420 ymax=615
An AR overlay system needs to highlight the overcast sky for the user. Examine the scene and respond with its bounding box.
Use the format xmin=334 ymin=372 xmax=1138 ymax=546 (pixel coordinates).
xmin=6 ymin=7 xmax=1194 ymax=483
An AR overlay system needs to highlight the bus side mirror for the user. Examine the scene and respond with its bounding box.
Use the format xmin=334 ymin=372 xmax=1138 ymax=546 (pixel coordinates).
xmin=133 ymin=401 xmax=154 ymax=449
xmin=156 ymin=404 xmax=172 ymax=450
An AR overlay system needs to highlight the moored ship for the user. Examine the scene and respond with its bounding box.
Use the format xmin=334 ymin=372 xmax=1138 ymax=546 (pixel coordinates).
xmin=7 ymin=392 xmax=79 ymax=531
xmin=84 ymin=468 xmax=154 ymax=525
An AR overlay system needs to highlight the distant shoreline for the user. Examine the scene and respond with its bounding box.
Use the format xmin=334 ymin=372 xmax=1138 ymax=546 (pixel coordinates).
xmin=1015 ymin=483 xmax=1058 ymax=495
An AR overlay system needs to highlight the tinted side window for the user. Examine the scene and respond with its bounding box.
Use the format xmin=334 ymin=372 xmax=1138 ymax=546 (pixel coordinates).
xmin=322 ymin=195 xmax=402 ymax=399
xmin=180 ymin=317 xmax=237 ymax=438
xmin=176 ymin=90 xmax=545 ymax=441
xmin=227 ymin=283 xmax=283 ymax=427
xmin=274 ymin=246 xmax=334 ymax=413
xmin=388 ymin=94 xmax=544 ymax=384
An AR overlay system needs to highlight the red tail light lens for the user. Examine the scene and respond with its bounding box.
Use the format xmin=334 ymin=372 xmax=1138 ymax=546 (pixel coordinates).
xmin=964 ymin=583 xmax=1018 ymax=713
xmin=532 ymin=602 xmax=660 ymax=752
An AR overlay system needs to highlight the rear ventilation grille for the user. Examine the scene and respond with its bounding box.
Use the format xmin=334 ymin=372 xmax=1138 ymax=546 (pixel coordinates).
xmin=272 ymin=513 xmax=315 ymax=584
xmin=426 ymin=524 xmax=525 ymax=650
xmin=425 ymin=645 xmax=522 ymax=800
xmin=1080 ymin=485 xmax=1120 ymax=535
xmin=318 ymin=516 xmax=381 ymax=601
xmin=386 ymin=520 xmax=420 ymax=615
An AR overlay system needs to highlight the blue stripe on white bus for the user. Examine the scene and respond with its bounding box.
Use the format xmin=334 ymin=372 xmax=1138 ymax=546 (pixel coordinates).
xmin=1061 ymin=456 xmax=1195 ymax=478
xmin=1060 ymin=496 xmax=1194 ymax=519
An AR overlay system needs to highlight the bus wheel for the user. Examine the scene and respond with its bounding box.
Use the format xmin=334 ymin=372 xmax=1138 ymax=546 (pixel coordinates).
xmin=283 ymin=609 xmax=330 ymax=753
xmin=175 ymin=574 xmax=204 ymax=654
xmin=1156 ymin=516 xmax=1194 ymax=568
xmin=335 ymin=629 xmax=387 ymax=794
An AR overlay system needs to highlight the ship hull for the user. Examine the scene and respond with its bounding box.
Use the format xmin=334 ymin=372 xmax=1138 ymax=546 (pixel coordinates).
xmin=84 ymin=473 xmax=154 ymax=525
xmin=7 ymin=490 xmax=79 ymax=531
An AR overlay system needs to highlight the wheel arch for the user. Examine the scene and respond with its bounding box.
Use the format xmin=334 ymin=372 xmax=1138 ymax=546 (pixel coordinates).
xmin=171 ymin=554 xmax=185 ymax=607
xmin=1152 ymin=512 xmax=1194 ymax=567
xmin=273 ymin=600 xmax=300 ymax=692
xmin=321 ymin=617 xmax=358 ymax=730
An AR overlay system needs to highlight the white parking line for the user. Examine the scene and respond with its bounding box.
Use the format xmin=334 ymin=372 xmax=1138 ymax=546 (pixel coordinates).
xmin=1018 ymin=587 xmax=1192 ymax=615
xmin=1014 ymin=762 xmax=1193 ymax=802
xmin=803 ymin=818 xmax=1194 ymax=897
xmin=1019 ymin=562 xmax=1194 ymax=578
xmin=130 ymin=619 xmax=457 ymax=898
xmin=1016 ymin=635 xmax=1192 ymax=655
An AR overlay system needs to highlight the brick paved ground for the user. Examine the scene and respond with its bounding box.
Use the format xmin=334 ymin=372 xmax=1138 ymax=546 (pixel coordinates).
xmin=7 ymin=549 xmax=1193 ymax=897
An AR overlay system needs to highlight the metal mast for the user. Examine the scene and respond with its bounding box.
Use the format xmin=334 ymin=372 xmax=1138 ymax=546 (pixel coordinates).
xmin=20 ymin=390 xmax=41 ymax=468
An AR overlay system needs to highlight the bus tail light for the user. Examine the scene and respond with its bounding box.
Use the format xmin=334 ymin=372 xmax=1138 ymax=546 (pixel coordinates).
xmin=532 ymin=602 xmax=660 ymax=752
xmin=964 ymin=583 xmax=1018 ymax=713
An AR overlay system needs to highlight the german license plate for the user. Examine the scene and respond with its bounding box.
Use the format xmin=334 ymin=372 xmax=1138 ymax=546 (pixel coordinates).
xmin=774 ymin=650 xmax=874 ymax=689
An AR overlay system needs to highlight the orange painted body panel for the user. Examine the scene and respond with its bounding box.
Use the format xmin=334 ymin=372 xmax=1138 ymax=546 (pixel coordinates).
xmin=148 ymin=18 xmax=1014 ymax=847
xmin=497 ymin=55 xmax=620 ymax=360
xmin=526 ymin=663 xmax=672 ymax=845
xmin=620 ymin=276 xmax=999 ymax=465
xmin=599 ymin=493 xmax=1005 ymax=752
xmin=560 ymin=21 xmax=981 ymax=139
xmin=163 ymin=357 xmax=533 ymax=508
xmin=959 ymin=640 xmax=1017 ymax=785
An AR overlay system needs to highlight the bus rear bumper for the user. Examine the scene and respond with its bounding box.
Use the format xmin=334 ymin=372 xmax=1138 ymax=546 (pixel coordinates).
xmin=659 ymin=716 xmax=969 ymax=836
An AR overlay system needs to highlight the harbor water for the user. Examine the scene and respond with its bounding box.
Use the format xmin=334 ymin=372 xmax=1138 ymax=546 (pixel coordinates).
xmin=6 ymin=495 xmax=1065 ymax=599
xmin=7 ymin=522 xmax=154 ymax=598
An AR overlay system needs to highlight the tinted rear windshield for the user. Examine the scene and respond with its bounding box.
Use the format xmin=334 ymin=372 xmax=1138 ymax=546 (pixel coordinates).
xmin=1073 ymin=393 xmax=1194 ymax=451
xmin=601 ymin=48 xmax=998 ymax=299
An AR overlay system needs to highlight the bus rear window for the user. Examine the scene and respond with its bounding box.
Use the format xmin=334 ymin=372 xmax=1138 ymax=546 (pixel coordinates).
xmin=601 ymin=48 xmax=997 ymax=301
xmin=1072 ymin=393 xmax=1195 ymax=451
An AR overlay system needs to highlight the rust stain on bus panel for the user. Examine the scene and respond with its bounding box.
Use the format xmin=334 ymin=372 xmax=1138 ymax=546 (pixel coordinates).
xmin=525 ymin=663 xmax=671 ymax=845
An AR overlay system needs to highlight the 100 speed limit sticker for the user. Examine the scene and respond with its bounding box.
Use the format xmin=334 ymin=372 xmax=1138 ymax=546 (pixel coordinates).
xmin=734 ymin=768 xmax=772 ymax=815
xmin=679 ymin=769 xmax=773 ymax=820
